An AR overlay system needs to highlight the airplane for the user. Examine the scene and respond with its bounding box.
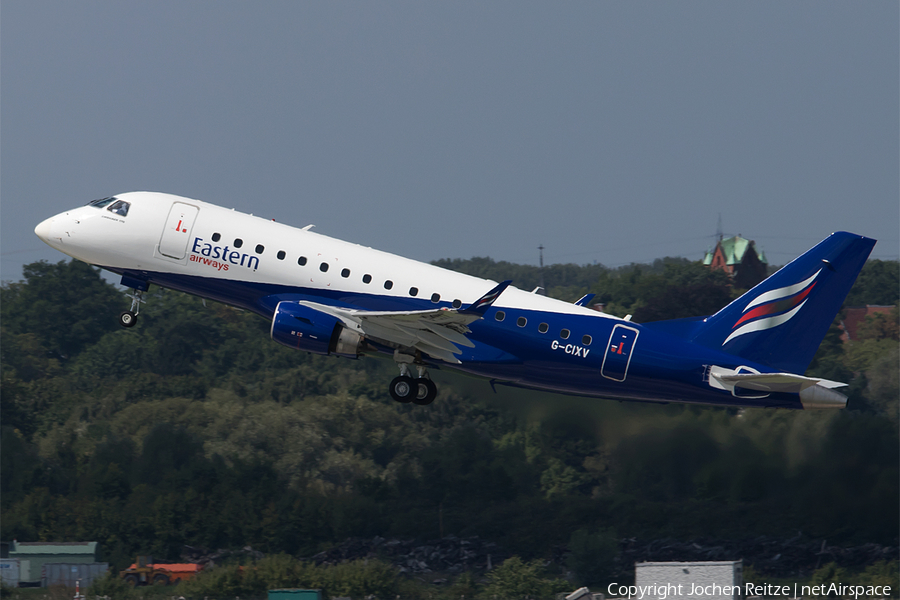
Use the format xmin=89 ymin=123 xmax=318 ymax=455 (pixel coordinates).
xmin=34 ymin=191 xmax=875 ymax=409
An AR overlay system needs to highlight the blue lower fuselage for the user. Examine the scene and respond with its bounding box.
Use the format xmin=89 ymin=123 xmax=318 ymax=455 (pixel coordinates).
xmin=109 ymin=265 xmax=802 ymax=409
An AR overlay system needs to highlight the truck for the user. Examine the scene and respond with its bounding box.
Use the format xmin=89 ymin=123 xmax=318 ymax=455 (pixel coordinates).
xmin=120 ymin=556 xmax=202 ymax=586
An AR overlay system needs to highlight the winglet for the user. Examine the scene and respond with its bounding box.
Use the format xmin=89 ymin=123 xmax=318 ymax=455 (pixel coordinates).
xmin=460 ymin=280 xmax=512 ymax=316
xmin=574 ymin=293 xmax=595 ymax=307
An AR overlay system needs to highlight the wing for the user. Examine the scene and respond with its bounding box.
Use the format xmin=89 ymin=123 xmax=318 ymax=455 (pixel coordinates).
xmin=299 ymin=280 xmax=512 ymax=364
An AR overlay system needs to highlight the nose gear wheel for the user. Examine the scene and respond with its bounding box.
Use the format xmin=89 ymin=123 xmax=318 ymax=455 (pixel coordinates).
xmin=119 ymin=289 xmax=145 ymax=327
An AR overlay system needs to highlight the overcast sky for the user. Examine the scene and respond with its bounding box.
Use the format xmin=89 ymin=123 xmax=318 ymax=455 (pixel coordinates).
xmin=3 ymin=2 xmax=898 ymax=282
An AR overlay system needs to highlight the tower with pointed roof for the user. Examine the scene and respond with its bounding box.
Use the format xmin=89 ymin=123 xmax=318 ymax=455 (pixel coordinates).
xmin=703 ymin=234 xmax=768 ymax=289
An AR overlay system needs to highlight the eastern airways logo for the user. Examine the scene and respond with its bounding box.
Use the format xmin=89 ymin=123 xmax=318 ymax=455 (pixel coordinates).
xmin=723 ymin=270 xmax=820 ymax=345
xmin=190 ymin=237 xmax=259 ymax=272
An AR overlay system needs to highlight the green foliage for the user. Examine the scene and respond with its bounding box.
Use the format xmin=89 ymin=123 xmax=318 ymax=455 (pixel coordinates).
xmin=567 ymin=528 xmax=618 ymax=587
xmin=177 ymin=563 xmax=251 ymax=598
xmin=856 ymin=560 xmax=900 ymax=596
xmin=319 ymin=559 xmax=398 ymax=598
xmin=85 ymin=571 xmax=136 ymax=599
xmin=856 ymin=306 xmax=900 ymax=341
xmin=843 ymin=260 xmax=900 ymax=306
xmin=481 ymin=556 xmax=569 ymax=600
xmin=863 ymin=346 xmax=899 ymax=422
xmin=805 ymin=321 xmax=853 ymax=382
xmin=809 ymin=562 xmax=850 ymax=589
xmin=0 ymin=260 xmax=125 ymax=358
xmin=1 ymin=257 xmax=896 ymax=579
xmin=431 ymin=257 xmax=608 ymax=299
xmin=177 ymin=557 xmax=397 ymax=599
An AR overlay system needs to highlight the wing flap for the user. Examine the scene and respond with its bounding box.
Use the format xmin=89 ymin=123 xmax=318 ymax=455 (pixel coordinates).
xmin=395 ymin=324 xmax=462 ymax=354
xmin=359 ymin=320 xmax=420 ymax=348
xmin=423 ymin=323 xmax=476 ymax=348
xmin=296 ymin=300 xmax=482 ymax=363
xmin=412 ymin=343 xmax=461 ymax=364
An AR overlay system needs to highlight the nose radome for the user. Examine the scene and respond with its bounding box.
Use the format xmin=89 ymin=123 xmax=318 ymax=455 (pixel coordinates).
xmin=35 ymin=217 xmax=54 ymax=243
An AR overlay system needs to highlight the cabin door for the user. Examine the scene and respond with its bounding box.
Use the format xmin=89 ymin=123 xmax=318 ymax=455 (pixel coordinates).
xmin=159 ymin=202 xmax=199 ymax=259
xmin=601 ymin=324 xmax=639 ymax=382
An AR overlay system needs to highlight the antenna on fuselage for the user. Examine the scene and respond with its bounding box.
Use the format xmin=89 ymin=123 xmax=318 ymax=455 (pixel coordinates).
xmin=537 ymin=244 xmax=546 ymax=296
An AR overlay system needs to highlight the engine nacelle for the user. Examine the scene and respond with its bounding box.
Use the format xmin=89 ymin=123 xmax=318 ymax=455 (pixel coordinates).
xmin=270 ymin=301 xmax=362 ymax=358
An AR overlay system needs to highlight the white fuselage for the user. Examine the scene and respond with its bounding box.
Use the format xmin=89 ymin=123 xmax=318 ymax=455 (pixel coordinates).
xmin=36 ymin=191 xmax=615 ymax=321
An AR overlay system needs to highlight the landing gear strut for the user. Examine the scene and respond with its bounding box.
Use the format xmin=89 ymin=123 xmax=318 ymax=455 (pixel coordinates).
xmin=119 ymin=289 xmax=144 ymax=328
xmin=389 ymin=353 xmax=438 ymax=405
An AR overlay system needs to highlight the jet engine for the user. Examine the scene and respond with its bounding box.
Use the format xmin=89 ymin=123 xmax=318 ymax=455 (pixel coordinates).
xmin=270 ymin=301 xmax=362 ymax=358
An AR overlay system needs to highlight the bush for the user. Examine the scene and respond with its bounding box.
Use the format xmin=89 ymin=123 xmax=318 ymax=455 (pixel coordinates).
xmin=85 ymin=572 xmax=136 ymax=599
xmin=177 ymin=557 xmax=398 ymax=600
xmin=481 ymin=556 xmax=568 ymax=600
xmin=567 ymin=528 xmax=619 ymax=587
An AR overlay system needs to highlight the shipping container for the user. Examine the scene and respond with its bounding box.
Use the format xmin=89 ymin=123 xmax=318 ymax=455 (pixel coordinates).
xmin=634 ymin=561 xmax=743 ymax=600
xmin=41 ymin=563 xmax=108 ymax=588
xmin=10 ymin=542 xmax=96 ymax=585
xmin=268 ymin=589 xmax=324 ymax=600
xmin=0 ymin=559 xmax=20 ymax=587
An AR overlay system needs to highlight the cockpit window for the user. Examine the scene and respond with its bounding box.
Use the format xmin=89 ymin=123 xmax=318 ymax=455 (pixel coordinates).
xmin=107 ymin=200 xmax=130 ymax=217
xmin=88 ymin=197 xmax=116 ymax=208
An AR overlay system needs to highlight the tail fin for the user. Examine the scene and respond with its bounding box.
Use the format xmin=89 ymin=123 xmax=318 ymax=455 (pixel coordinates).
xmin=691 ymin=232 xmax=875 ymax=373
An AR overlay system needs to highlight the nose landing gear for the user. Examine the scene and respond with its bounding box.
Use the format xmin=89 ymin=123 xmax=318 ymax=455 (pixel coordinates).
xmin=119 ymin=289 xmax=144 ymax=328
xmin=389 ymin=353 xmax=438 ymax=405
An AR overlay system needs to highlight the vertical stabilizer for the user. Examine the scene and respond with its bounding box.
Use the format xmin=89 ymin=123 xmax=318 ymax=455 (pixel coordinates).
xmin=691 ymin=232 xmax=875 ymax=373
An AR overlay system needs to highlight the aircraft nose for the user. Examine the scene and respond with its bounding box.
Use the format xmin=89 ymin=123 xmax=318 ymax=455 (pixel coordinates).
xmin=35 ymin=217 xmax=54 ymax=243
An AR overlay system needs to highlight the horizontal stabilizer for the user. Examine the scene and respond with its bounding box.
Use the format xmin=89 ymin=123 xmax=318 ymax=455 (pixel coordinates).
xmin=711 ymin=371 xmax=846 ymax=393
xmin=710 ymin=368 xmax=847 ymax=409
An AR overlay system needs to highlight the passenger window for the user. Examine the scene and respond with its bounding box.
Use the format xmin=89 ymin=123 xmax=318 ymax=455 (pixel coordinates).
xmin=234 ymin=239 xmax=243 ymax=248
xmin=409 ymin=287 xmax=419 ymax=296
xmin=384 ymin=280 xmax=393 ymax=290
xmin=363 ymin=274 xmax=372 ymax=284
xmin=298 ymin=256 xmax=307 ymax=266
xmin=517 ymin=317 xmax=527 ymax=327
xmin=582 ymin=335 xmax=592 ymax=346
xmin=452 ymin=299 xmax=462 ymax=309
xmin=495 ymin=311 xmax=506 ymax=322
xmin=277 ymin=250 xmax=285 ymax=260
xmin=320 ymin=262 xmax=329 ymax=272
xmin=212 ymin=233 xmax=221 ymax=242
xmin=107 ymin=200 xmax=130 ymax=216
xmin=560 ymin=329 xmax=570 ymax=339
xmin=539 ymin=323 xmax=549 ymax=333
xmin=341 ymin=268 xmax=350 ymax=278
xmin=255 ymin=244 xmax=265 ymax=254
xmin=431 ymin=293 xmax=440 ymax=303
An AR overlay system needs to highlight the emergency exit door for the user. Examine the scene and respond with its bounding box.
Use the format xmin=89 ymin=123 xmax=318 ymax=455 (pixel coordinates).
xmin=601 ymin=324 xmax=639 ymax=382
xmin=159 ymin=202 xmax=199 ymax=259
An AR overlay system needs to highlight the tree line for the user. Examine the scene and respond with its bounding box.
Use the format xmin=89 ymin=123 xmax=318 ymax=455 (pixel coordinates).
xmin=1 ymin=257 xmax=897 ymax=595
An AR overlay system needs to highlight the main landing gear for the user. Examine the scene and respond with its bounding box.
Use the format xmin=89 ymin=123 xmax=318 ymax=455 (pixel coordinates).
xmin=119 ymin=289 xmax=144 ymax=328
xmin=389 ymin=353 xmax=437 ymax=405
